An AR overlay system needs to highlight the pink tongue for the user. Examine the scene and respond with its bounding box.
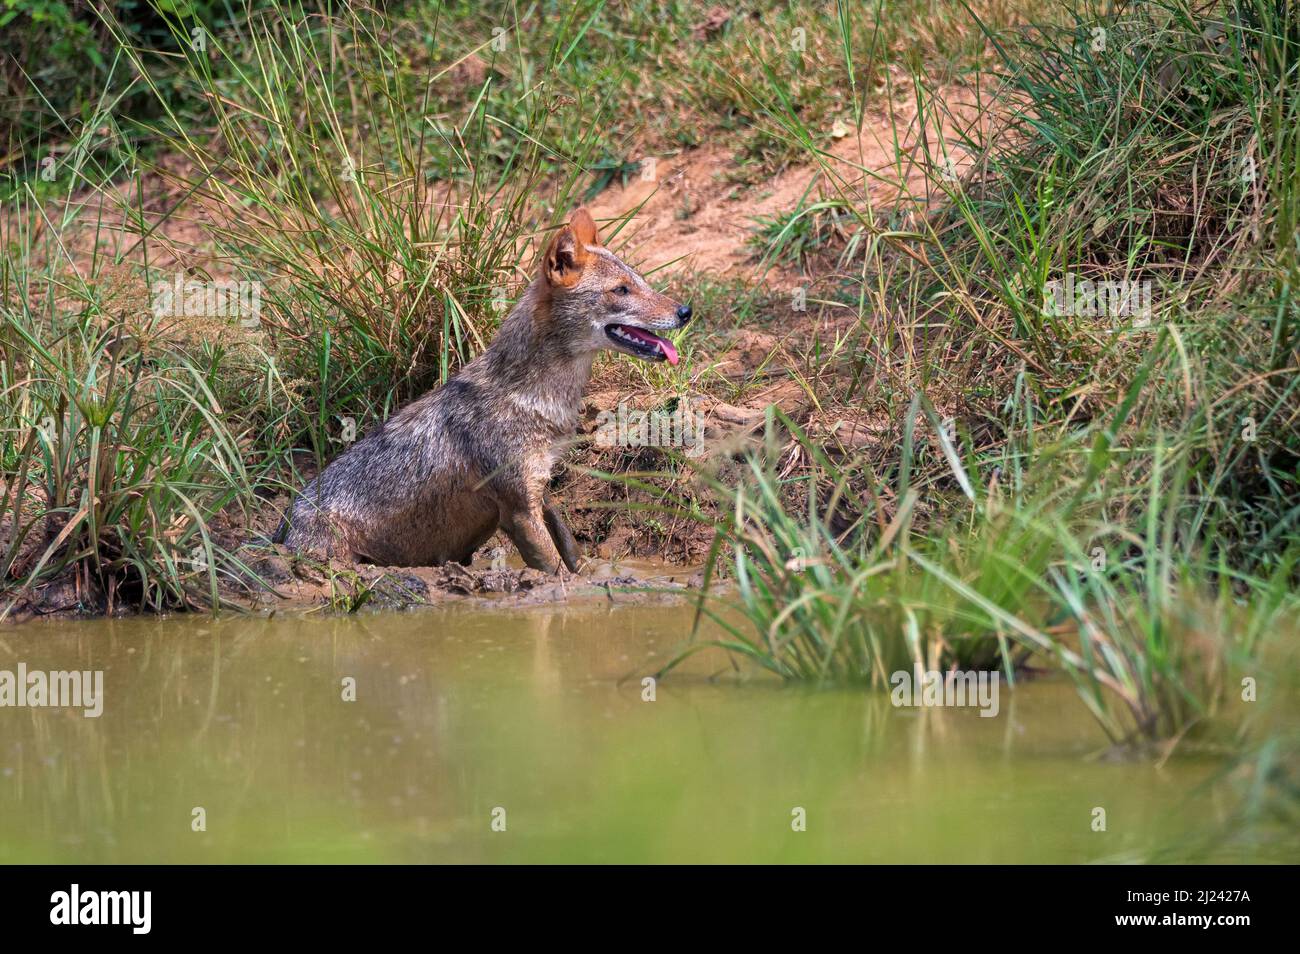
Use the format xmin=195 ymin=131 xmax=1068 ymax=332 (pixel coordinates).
xmin=658 ymin=337 xmax=679 ymax=366
xmin=625 ymin=327 xmax=679 ymax=365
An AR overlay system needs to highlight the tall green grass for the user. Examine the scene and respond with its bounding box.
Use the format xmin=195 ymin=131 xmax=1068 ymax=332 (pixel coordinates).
xmin=0 ymin=193 xmax=267 ymax=615
xmin=670 ymin=383 xmax=1296 ymax=746
xmin=665 ymin=0 xmax=1300 ymax=752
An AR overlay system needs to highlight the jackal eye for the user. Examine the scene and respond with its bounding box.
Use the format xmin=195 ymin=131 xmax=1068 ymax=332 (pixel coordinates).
xmin=613 ymin=284 xmax=630 ymax=296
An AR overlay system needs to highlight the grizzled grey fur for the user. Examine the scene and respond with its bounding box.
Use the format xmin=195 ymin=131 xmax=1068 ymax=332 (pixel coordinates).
xmin=275 ymin=209 xmax=690 ymax=574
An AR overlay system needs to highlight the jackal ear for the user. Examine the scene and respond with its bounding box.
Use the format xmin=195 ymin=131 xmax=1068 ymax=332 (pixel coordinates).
xmin=543 ymin=221 xmax=592 ymax=288
xmin=569 ymin=207 xmax=599 ymax=247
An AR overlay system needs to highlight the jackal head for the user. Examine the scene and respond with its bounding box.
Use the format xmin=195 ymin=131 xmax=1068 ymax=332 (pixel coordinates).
xmin=541 ymin=208 xmax=692 ymax=365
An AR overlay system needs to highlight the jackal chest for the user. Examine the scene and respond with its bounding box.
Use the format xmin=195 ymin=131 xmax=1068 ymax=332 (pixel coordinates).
xmin=523 ymin=445 xmax=563 ymax=490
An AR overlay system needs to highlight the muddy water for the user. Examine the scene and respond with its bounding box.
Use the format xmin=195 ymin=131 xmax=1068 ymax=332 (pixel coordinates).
xmin=0 ymin=600 xmax=1262 ymax=863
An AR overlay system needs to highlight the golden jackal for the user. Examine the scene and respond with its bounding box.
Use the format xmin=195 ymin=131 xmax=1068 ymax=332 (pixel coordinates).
xmin=276 ymin=209 xmax=692 ymax=573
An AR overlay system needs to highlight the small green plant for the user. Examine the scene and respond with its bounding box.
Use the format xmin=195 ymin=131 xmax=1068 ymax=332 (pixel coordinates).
xmin=748 ymin=200 xmax=852 ymax=268
xmin=324 ymin=566 xmax=375 ymax=614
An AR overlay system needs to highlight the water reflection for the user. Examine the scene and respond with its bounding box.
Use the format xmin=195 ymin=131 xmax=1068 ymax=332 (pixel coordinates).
xmin=0 ymin=603 xmax=1258 ymax=862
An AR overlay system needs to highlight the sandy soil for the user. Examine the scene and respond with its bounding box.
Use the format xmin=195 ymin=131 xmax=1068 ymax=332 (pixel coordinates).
xmin=590 ymin=73 xmax=985 ymax=277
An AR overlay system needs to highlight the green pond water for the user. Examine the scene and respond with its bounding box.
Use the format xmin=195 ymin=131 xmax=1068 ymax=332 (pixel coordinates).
xmin=0 ymin=596 xmax=1267 ymax=863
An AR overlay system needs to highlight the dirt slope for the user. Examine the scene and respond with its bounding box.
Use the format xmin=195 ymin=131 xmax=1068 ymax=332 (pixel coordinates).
xmin=590 ymin=73 xmax=986 ymax=277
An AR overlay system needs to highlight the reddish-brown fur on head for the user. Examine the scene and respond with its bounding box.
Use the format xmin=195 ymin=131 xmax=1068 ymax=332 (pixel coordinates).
xmin=536 ymin=208 xmax=693 ymax=365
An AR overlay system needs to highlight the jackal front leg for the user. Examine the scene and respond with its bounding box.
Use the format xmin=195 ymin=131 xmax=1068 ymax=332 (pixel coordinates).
xmin=542 ymin=493 xmax=580 ymax=572
xmin=500 ymin=505 xmax=564 ymax=574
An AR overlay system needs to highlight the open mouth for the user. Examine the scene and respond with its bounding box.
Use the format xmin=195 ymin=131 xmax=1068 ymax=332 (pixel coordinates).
xmin=604 ymin=323 xmax=679 ymax=365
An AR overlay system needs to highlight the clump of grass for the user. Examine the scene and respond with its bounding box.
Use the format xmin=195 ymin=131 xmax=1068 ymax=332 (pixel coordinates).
xmin=748 ymin=200 xmax=853 ymax=268
xmin=0 ymin=241 xmax=265 ymax=615
xmin=890 ymin=0 xmax=1300 ymax=567
xmin=7 ymin=0 xmax=735 ymax=613
xmin=669 ymin=391 xmax=1295 ymax=747
xmin=666 ymin=0 xmax=1300 ymax=750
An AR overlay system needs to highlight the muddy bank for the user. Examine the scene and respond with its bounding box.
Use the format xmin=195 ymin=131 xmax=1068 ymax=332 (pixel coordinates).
xmin=0 ymin=368 xmax=791 ymax=621
xmin=3 ymin=542 xmax=710 ymax=623
xmin=247 ymin=552 xmax=708 ymax=614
